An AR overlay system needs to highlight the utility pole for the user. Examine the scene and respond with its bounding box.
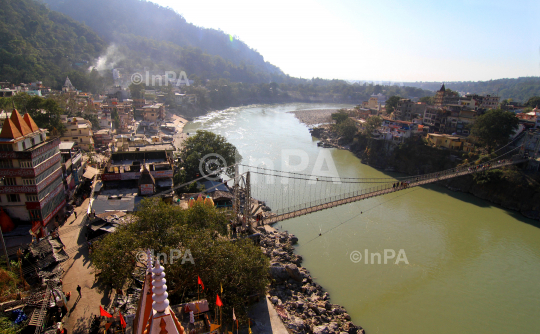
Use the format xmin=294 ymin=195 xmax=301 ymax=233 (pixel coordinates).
xmin=0 ymin=176 xmax=10 ymax=270
xmin=233 ymin=164 xmax=240 ymax=226
xmin=245 ymin=171 xmax=251 ymax=228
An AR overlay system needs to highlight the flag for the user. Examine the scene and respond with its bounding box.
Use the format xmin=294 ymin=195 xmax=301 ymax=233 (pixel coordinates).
xmin=221 ymin=283 xmax=223 ymax=294
xmin=233 ymin=308 xmax=238 ymax=327
xmin=119 ymin=311 xmax=126 ymax=329
xmin=216 ymin=294 xmax=223 ymax=307
xmin=184 ymin=304 xmax=191 ymax=314
xmin=195 ymin=302 xmax=201 ymax=313
xmin=100 ymin=306 xmax=112 ymax=318
xmin=198 ymin=276 xmax=205 ymax=290
xmin=249 ymin=319 xmax=252 ymax=334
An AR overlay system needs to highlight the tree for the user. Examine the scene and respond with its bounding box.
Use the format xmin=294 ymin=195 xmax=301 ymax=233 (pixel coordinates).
xmin=419 ymin=96 xmax=433 ymax=105
xmin=471 ymin=109 xmax=519 ymax=150
xmin=91 ymin=198 xmax=268 ymax=323
xmin=385 ymin=95 xmax=401 ymax=114
xmin=525 ymin=96 xmax=540 ymax=108
xmin=363 ymin=115 xmax=382 ymax=136
xmin=332 ymin=118 xmax=357 ymax=142
xmin=331 ymin=109 xmax=349 ymax=124
xmin=178 ymin=130 xmax=240 ymax=181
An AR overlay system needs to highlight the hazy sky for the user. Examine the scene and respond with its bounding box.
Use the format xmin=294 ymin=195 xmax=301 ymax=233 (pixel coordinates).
xmin=150 ymin=0 xmax=540 ymax=82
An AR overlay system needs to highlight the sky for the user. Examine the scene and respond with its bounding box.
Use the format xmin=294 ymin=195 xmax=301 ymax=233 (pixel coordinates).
xmin=149 ymin=0 xmax=540 ymax=82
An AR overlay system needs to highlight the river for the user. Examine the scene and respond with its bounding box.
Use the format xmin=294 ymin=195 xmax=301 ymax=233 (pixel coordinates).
xmin=183 ymin=103 xmax=540 ymax=334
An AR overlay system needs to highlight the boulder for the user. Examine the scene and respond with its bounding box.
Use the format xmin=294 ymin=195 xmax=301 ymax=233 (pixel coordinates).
xmin=269 ymin=264 xmax=289 ymax=281
xmin=290 ymin=235 xmax=299 ymax=244
xmin=287 ymin=316 xmax=305 ymax=332
xmin=313 ymin=325 xmax=330 ymax=334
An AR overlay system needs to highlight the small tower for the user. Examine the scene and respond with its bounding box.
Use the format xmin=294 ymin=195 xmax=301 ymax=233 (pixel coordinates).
xmin=133 ymin=257 xmax=185 ymax=334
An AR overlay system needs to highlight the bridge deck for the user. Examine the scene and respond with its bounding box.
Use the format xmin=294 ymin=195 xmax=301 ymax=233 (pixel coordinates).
xmin=265 ymin=160 xmax=525 ymax=224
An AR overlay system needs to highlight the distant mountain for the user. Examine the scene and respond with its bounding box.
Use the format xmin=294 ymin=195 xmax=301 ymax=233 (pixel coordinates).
xmin=402 ymin=77 xmax=540 ymax=103
xmin=0 ymin=0 xmax=107 ymax=87
xmin=39 ymin=0 xmax=284 ymax=80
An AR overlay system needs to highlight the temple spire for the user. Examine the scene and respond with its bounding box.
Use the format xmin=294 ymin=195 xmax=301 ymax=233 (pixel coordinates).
xmin=152 ymin=258 xmax=169 ymax=313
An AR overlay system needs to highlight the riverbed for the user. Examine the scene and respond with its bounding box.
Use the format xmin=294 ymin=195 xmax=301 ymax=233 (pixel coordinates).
xmin=183 ymin=103 xmax=540 ymax=334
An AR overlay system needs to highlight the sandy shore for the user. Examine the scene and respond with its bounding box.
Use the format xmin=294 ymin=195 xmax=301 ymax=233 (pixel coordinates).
xmin=289 ymin=109 xmax=339 ymax=126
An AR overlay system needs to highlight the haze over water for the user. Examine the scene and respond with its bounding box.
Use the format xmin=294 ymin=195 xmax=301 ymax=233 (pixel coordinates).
xmin=184 ymin=103 xmax=540 ymax=334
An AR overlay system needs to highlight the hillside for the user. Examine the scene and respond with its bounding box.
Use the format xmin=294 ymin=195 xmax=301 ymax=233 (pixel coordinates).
xmin=40 ymin=0 xmax=284 ymax=80
xmin=402 ymin=77 xmax=540 ymax=102
xmin=0 ymin=0 xmax=107 ymax=88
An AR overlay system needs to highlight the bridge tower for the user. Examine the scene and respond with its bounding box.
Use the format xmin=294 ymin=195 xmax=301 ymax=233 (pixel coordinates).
xmin=232 ymin=166 xmax=252 ymax=229
xmin=520 ymin=130 xmax=540 ymax=159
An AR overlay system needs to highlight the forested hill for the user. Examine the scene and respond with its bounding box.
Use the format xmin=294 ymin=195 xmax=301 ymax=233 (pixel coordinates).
xmin=402 ymin=77 xmax=540 ymax=102
xmin=40 ymin=0 xmax=284 ymax=78
xmin=0 ymin=0 xmax=106 ymax=86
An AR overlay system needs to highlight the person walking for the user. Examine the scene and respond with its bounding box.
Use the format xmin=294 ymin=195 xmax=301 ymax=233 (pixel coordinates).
xmin=76 ymin=285 xmax=82 ymax=297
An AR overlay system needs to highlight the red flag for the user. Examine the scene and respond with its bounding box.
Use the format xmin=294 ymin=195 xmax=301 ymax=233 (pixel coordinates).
xmin=119 ymin=311 xmax=126 ymax=329
xmin=216 ymin=294 xmax=223 ymax=307
xmin=198 ymin=276 xmax=204 ymax=290
xmin=100 ymin=306 xmax=112 ymax=318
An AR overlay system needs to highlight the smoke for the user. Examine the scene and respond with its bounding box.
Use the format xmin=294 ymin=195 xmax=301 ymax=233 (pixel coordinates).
xmin=89 ymin=44 xmax=125 ymax=73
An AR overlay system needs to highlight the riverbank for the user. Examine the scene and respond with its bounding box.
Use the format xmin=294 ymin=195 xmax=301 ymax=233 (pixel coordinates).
xmin=289 ymin=109 xmax=338 ymax=126
xmin=258 ymin=225 xmax=364 ymax=334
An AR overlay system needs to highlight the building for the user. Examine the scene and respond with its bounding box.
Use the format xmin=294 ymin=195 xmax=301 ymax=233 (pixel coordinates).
xmin=60 ymin=117 xmax=94 ymax=151
xmin=62 ymin=76 xmax=76 ymax=93
xmin=59 ymin=142 xmax=83 ymax=200
xmin=426 ymin=133 xmax=471 ymax=151
xmin=433 ymin=84 xmax=459 ymax=106
xmin=395 ymin=99 xmax=428 ymax=121
xmin=93 ymin=129 xmax=114 ymax=149
xmin=101 ymin=150 xmax=174 ymax=195
xmin=142 ymin=104 xmax=166 ymax=122
xmin=0 ymin=110 xmax=65 ymax=237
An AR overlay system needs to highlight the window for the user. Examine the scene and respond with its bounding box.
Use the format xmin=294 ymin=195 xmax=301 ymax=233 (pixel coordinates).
xmin=20 ymin=160 xmax=33 ymax=168
xmin=0 ymin=160 xmax=13 ymax=168
xmin=7 ymin=194 xmax=20 ymax=202
xmin=0 ymin=144 xmax=13 ymax=152
xmin=4 ymin=178 xmax=16 ymax=186
xmin=26 ymin=194 xmax=38 ymax=202
xmin=22 ymin=178 xmax=35 ymax=185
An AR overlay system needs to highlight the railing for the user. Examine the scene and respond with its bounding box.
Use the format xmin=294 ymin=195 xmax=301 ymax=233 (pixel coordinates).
xmin=266 ymin=158 xmax=526 ymax=223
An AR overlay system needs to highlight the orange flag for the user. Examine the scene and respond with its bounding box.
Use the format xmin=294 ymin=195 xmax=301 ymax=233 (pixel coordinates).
xmin=119 ymin=311 xmax=127 ymax=329
xmin=198 ymin=276 xmax=205 ymax=290
xmin=216 ymin=294 xmax=223 ymax=307
xmin=100 ymin=305 xmax=112 ymax=318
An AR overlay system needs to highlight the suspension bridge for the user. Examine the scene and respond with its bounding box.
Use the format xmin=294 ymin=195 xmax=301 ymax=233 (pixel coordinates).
xmin=155 ymin=138 xmax=534 ymax=227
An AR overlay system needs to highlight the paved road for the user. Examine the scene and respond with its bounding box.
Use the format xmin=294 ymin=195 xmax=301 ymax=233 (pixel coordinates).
xmin=60 ymin=192 xmax=111 ymax=333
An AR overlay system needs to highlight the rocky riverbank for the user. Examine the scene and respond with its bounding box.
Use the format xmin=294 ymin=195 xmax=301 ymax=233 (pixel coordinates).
xmin=289 ymin=109 xmax=338 ymax=126
xmin=258 ymin=227 xmax=364 ymax=334
xmin=311 ymin=125 xmax=540 ymax=222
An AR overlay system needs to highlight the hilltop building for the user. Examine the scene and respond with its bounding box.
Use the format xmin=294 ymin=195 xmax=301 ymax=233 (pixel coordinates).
xmin=0 ymin=110 xmax=65 ymax=237
xmin=433 ymin=84 xmax=459 ymax=106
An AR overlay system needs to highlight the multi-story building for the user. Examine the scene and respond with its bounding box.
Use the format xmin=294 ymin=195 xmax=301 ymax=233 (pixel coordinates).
xmin=60 ymin=116 xmax=94 ymax=151
xmin=0 ymin=110 xmax=65 ymax=237
xmin=59 ymin=141 xmax=83 ymax=200
xmin=460 ymin=94 xmax=500 ymax=110
xmin=142 ymin=104 xmax=166 ymax=122
xmin=395 ymin=99 xmax=428 ymax=121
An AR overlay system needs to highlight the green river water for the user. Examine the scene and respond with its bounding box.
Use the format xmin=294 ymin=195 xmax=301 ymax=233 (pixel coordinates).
xmin=183 ymin=103 xmax=540 ymax=334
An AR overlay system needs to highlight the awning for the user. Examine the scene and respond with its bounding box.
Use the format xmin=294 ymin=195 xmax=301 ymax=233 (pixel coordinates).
xmin=83 ymin=166 xmax=100 ymax=179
